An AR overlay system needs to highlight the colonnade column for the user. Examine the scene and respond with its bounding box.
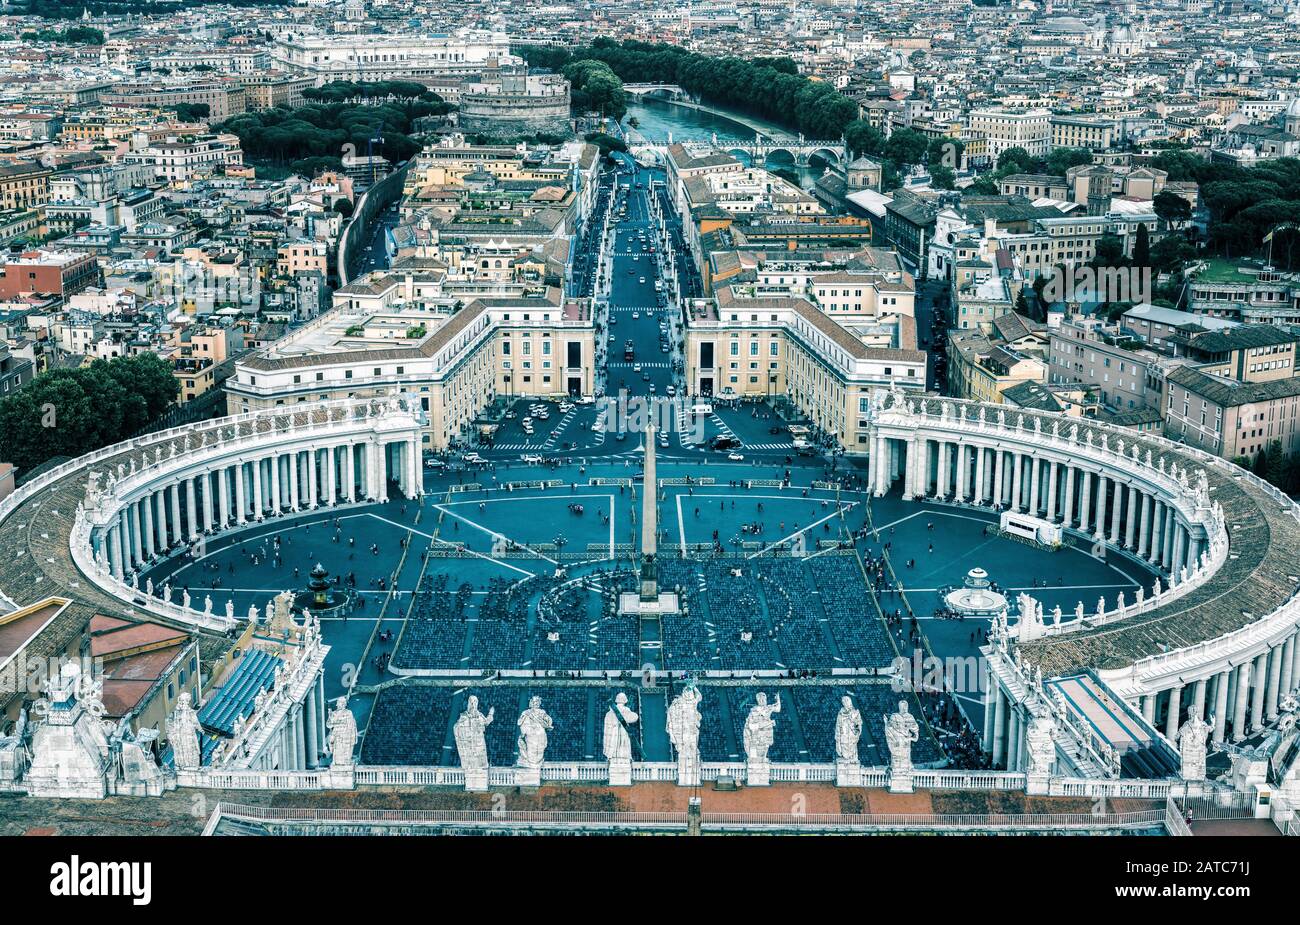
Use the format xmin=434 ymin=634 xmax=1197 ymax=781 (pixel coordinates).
xmin=201 ymin=472 xmax=214 ymax=533
xmin=955 ymin=444 xmax=969 ymax=503
xmin=1212 ymin=669 xmax=1230 ymax=743
xmin=1042 ymin=461 xmax=1056 ymax=521
xmin=1093 ymin=475 xmax=1107 ymax=538
xmin=1266 ymin=644 xmax=1284 ymax=722
xmin=252 ymin=457 xmax=264 ymax=520
xmin=1124 ymin=485 xmax=1138 ymax=550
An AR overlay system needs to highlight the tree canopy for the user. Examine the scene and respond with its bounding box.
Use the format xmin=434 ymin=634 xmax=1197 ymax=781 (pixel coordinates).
xmin=522 ymin=39 xmax=857 ymax=140
xmin=0 ymin=353 xmax=179 ymax=473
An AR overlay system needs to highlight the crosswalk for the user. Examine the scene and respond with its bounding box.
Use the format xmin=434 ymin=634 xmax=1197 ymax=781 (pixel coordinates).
xmin=741 ymin=442 xmax=796 ymax=451
xmin=607 ymin=361 xmax=671 ymax=369
xmin=542 ymin=407 xmax=577 ymax=450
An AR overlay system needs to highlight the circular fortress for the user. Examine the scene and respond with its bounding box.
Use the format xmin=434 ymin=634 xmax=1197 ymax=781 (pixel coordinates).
xmin=457 ymin=67 xmax=572 ymax=138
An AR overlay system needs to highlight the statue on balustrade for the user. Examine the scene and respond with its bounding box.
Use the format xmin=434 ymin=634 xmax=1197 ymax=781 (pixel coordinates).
xmin=0 ymin=708 xmax=31 ymax=784
xmin=834 ymin=695 xmax=863 ymax=765
xmin=1025 ymin=712 xmax=1056 ymax=778
xmin=1177 ymin=713 xmax=1211 ymax=782
xmin=453 ymin=696 xmax=494 ymax=771
xmin=602 ymin=692 xmax=638 ymax=763
xmin=743 ymin=692 xmax=781 ymax=765
xmin=166 ymin=693 xmax=202 ymax=772
xmin=517 ymin=696 xmax=553 ymax=770
xmin=666 ymin=683 xmax=702 ymax=785
xmin=883 ymin=700 xmax=919 ymax=776
xmin=326 ymin=697 xmax=358 ymax=769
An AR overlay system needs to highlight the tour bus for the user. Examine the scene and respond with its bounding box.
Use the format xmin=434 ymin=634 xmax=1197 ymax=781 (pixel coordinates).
xmin=624 ymin=340 xmax=635 ymax=360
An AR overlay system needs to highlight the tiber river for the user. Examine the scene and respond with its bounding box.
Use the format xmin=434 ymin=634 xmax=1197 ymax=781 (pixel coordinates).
xmin=623 ymin=97 xmax=830 ymax=188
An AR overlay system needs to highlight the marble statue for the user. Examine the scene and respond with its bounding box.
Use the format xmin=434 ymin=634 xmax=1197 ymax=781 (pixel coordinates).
xmin=1096 ymin=596 xmax=1106 ymax=618
xmin=1177 ymin=713 xmax=1211 ymax=781
xmin=203 ymin=595 xmax=212 ymax=615
xmin=269 ymin=590 xmax=296 ymax=636
xmin=144 ymin=577 xmax=152 ymax=596
xmin=0 ymin=708 xmax=31 ymax=784
xmin=166 ymin=693 xmax=202 ymax=772
xmin=602 ymin=692 xmax=638 ymax=762
xmin=517 ymin=695 xmax=553 ymax=770
xmin=453 ymin=696 xmax=494 ymax=773
xmin=600 ymin=691 xmax=637 ymax=784
xmin=742 ymin=692 xmax=781 ymax=765
xmin=326 ymin=697 xmax=357 ymax=769
xmin=666 ymin=683 xmax=702 ymax=786
xmin=1152 ymin=577 xmax=1162 ymax=597
xmin=834 ymin=695 xmax=863 ymax=764
xmin=225 ymin=600 xmax=234 ymax=620
xmin=1025 ymin=712 xmax=1056 ymax=778
xmin=884 ymin=700 xmax=920 ymax=792
xmin=1051 ymin=604 xmax=1062 ymax=626
xmin=248 ymin=604 xmax=260 ymax=624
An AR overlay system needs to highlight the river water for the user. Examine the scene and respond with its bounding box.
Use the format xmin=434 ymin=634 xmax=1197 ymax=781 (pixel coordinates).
xmin=624 ymin=97 xmax=826 ymax=188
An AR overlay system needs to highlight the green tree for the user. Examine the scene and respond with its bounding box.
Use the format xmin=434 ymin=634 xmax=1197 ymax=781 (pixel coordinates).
xmin=1133 ymin=223 xmax=1150 ymax=269
xmin=883 ymin=128 xmax=929 ymax=168
xmin=1153 ymin=190 xmax=1192 ymax=227
xmin=843 ymin=120 xmax=885 ymax=158
xmin=996 ymin=147 xmax=1036 ymax=175
xmin=1044 ymin=147 xmax=1093 ymax=176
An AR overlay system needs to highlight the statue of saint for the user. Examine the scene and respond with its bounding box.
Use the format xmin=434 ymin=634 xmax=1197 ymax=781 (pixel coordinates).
xmin=516 ymin=696 xmax=553 ymax=770
xmin=834 ymin=695 xmax=863 ymax=764
xmin=883 ymin=700 xmax=920 ymax=776
xmin=453 ymin=696 xmax=494 ymax=771
xmin=1025 ymin=713 xmax=1056 ymax=777
xmin=742 ymin=692 xmax=781 ymax=764
xmin=602 ymin=692 xmax=638 ymax=762
xmin=666 ymin=684 xmax=702 ymax=784
xmin=326 ymin=697 xmax=357 ymax=769
xmin=1177 ymin=713 xmax=1211 ymax=781
xmin=166 ymin=693 xmax=202 ymax=771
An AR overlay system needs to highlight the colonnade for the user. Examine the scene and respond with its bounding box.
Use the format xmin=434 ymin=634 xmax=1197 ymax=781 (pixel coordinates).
xmin=1137 ymin=636 xmax=1300 ymax=745
xmin=867 ymin=431 xmax=1204 ymax=580
xmin=99 ymin=437 xmax=422 ymax=580
xmin=249 ymin=673 xmax=329 ymax=771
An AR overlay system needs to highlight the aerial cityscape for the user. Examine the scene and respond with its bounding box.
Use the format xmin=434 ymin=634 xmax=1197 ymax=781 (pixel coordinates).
xmin=0 ymin=0 xmax=1297 ymax=866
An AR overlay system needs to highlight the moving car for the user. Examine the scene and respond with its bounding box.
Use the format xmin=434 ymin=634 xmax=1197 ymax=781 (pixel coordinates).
xmin=521 ymin=454 xmax=543 ymax=464
xmin=728 ymin=452 xmax=745 ymax=461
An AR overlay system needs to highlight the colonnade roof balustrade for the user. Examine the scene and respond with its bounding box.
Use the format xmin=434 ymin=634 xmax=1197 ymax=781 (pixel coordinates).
xmin=869 ymin=390 xmax=1300 ymax=681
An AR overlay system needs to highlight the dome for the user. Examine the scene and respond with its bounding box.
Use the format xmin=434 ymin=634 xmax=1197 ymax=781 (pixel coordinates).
xmin=1286 ymin=98 xmax=1300 ymax=118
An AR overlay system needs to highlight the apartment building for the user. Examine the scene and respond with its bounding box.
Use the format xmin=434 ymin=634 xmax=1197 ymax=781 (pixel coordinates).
xmin=0 ymin=160 xmax=52 ymax=211
xmin=0 ymin=250 xmax=98 ymax=299
xmin=226 ymin=285 xmax=595 ymax=449
xmin=1165 ymin=365 xmax=1300 ymax=460
xmin=1050 ymin=115 xmax=1117 ymax=151
xmin=683 ymin=288 xmax=925 ymax=449
xmin=967 ymin=108 xmax=1052 ymax=158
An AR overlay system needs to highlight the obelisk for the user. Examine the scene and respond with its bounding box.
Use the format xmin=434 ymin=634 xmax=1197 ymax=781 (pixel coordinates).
xmin=639 ymin=422 xmax=658 ymax=602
